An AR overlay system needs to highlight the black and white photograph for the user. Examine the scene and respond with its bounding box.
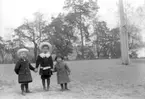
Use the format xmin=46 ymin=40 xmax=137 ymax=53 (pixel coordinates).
xmin=0 ymin=0 xmax=145 ymax=99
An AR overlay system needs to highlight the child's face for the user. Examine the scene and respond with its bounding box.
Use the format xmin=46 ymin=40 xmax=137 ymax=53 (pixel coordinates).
xmin=20 ymin=52 xmax=27 ymax=58
xmin=42 ymin=46 xmax=49 ymax=53
xmin=56 ymin=57 xmax=63 ymax=62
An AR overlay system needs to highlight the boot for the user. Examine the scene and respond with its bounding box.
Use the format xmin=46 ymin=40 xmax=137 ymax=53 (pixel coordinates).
xmin=21 ymin=91 xmax=25 ymax=96
xmin=65 ymin=83 xmax=69 ymax=90
xmin=25 ymin=84 xmax=31 ymax=93
xmin=42 ymin=79 xmax=46 ymax=91
xmin=46 ymin=78 xmax=50 ymax=91
xmin=21 ymin=84 xmax=25 ymax=95
xmin=60 ymin=84 xmax=64 ymax=91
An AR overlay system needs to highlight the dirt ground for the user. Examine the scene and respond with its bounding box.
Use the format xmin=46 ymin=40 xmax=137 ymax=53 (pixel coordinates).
xmin=0 ymin=59 xmax=145 ymax=99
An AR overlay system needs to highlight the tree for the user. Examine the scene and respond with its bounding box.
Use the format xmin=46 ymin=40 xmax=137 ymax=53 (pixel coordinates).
xmin=109 ymin=27 xmax=121 ymax=58
xmin=109 ymin=24 xmax=142 ymax=59
xmin=115 ymin=3 xmax=144 ymax=59
xmin=14 ymin=12 xmax=47 ymax=61
xmin=124 ymin=3 xmax=145 ymax=56
xmin=4 ymin=40 xmax=24 ymax=63
xmin=127 ymin=24 xmax=142 ymax=49
xmin=45 ymin=14 xmax=77 ymax=58
xmin=64 ymin=0 xmax=99 ymax=59
xmin=0 ymin=37 xmax=5 ymax=63
xmin=136 ymin=4 xmax=145 ymax=29
xmin=92 ymin=21 xmax=110 ymax=58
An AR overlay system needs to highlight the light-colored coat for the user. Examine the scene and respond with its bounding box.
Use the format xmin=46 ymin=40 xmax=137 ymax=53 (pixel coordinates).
xmin=54 ymin=62 xmax=70 ymax=84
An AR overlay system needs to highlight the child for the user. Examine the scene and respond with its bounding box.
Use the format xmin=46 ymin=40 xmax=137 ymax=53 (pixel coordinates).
xmin=14 ymin=48 xmax=36 ymax=95
xmin=54 ymin=55 xmax=71 ymax=91
xmin=35 ymin=42 xmax=53 ymax=91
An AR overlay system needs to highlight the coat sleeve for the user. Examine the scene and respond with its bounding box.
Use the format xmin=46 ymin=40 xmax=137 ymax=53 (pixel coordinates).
xmin=29 ymin=63 xmax=35 ymax=71
xmin=65 ymin=63 xmax=71 ymax=73
xmin=49 ymin=56 xmax=53 ymax=69
xmin=14 ymin=60 xmax=21 ymax=74
xmin=53 ymin=62 xmax=58 ymax=72
xmin=54 ymin=67 xmax=56 ymax=72
xmin=36 ymin=55 xmax=41 ymax=68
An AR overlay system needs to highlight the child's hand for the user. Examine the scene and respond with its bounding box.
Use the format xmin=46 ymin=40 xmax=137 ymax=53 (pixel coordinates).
xmin=51 ymin=68 xmax=53 ymax=71
xmin=34 ymin=68 xmax=38 ymax=73
xmin=51 ymin=69 xmax=56 ymax=73
xmin=68 ymin=72 xmax=71 ymax=75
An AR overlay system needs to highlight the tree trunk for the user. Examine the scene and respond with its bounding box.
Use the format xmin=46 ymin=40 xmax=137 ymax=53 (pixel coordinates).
xmin=97 ymin=51 xmax=100 ymax=58
xmin=75 ymin=46 xmax=79 ymax=60
xmin=0 ymin=50 xmax=5 ymax=64
xmin=1 ymin=55 xmax=4 ymax=64
xmin=34 ymin=43 xmax=38 ymax=62
xmin=119 ymin=0 xmax=130 ymax=65
xmin=80 ymin=13 xmax=84 ymax=59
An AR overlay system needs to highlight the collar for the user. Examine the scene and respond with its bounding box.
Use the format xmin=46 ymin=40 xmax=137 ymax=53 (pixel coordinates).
xmin=39 ymin=52 xmax=51 ymax=58
xmin=20 ymin=58 xmax=27 ymax=62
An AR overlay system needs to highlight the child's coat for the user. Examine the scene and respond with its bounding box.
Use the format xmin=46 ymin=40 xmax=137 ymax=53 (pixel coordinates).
xmin=14 ymin=58 xmax=35 ymax=83
xmin=54 ymin=62 xmax=70 ymax=84
xmin=36 ymin=53 xmax=53 ymax=76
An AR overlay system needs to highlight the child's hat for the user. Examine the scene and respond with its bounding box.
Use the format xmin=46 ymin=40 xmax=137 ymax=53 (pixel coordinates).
xmin=17 ymin=48 xmax=29 ymax=56
xmin=39 ymin=42 xmax=52 ymax=53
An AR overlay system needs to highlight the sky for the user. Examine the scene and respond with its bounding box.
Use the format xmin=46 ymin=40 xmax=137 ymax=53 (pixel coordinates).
xmin=0 ymin=0 xmax=144 ymax=40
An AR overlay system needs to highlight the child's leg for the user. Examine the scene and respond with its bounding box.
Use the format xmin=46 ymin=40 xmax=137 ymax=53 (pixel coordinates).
xmin=25 ymin=83 xmax=31 ymax=93
xmin=64 ymin=83 xmax=68 ymax=90
xmin=21 ymin=84 xmax=25 ymax=95
xmin=46 ymin=78 xmax=50 ymax=90
xmin=60 ymin=84 xmax=63 ymax=90
xmin=42 ymin=78 xmax=46 ymax=90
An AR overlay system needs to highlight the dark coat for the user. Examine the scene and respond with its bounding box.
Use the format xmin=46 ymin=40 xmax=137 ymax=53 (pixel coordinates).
xmin=54 ymin=62 xmax=70 ymax=84
xmin=36 ymin=55 xmax=53 ymax=76
xmin=14 ymin=58 xmax=35 ymax=83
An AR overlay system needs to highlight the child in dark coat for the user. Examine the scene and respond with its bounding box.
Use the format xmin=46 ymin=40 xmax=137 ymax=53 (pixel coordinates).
xmin=54 ymin=56 xmax=71 ymax=91
xmin=14 ymin=48 xmax=36 ymax=95
xmin=35 ymin=42 xmax=53 ymax=91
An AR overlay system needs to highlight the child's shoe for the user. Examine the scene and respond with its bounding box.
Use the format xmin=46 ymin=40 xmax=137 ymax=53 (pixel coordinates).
xmin=26 ymin=89 xmax=32 ymax=93
xmin=65 ymin=88 xmax=69 ymax=90
xmin=21 ymin=91 xmax=25 ymax=96
xmin=43 ymin=87 xmax=48 ymax=91
xmin=46 ymin=87 xmax=49 ymax=91
xmin=60 ymin=88 xmax=64 ymax=91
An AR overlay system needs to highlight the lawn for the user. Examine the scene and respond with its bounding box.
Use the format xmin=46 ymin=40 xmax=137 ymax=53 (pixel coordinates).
xmin=0 ymin=59 xmax=145 ymax=99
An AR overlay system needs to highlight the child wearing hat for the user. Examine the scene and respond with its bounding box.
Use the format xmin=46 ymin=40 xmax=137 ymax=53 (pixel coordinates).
xmin=53 ymin=55 xmax=71 ymax=91
xmin=14 ymin=48 xmax=36 ymax=95
xmin=35 ymin=42 xmax=53 ymax=91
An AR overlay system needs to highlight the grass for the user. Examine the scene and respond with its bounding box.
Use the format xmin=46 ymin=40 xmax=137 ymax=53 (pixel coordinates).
xmin=0 ymin=59 xmax=145 ymax=99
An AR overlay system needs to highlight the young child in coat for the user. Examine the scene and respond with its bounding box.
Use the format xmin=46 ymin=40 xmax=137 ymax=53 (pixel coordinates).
xmin=54 ymin=55 xmax=71 ymax=91
xmin=14 ymin=48 xmax=36 ymax=95
xmin=35 ymin=42 xmax=53 ymax=91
